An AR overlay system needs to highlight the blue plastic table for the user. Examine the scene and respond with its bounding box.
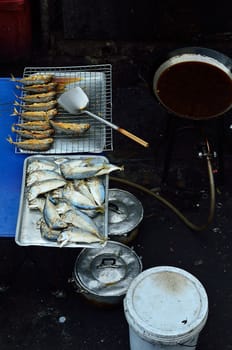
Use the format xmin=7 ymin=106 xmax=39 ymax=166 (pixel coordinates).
xmin=0 ymin=78 xmax=27 ymax=237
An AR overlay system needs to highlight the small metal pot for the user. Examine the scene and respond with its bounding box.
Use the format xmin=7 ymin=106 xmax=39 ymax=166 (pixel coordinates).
xmin=108 ymin=189 xmax=144 ymax=244
xmin=153 ymin=47 xmax=232 ymax=120
xmin=73 ymin=241 xmax=142 ymax=306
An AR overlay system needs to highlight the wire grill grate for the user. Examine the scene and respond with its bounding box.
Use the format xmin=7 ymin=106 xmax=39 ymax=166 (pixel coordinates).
xmin=14 ymin=64 xmax=113 ymax=154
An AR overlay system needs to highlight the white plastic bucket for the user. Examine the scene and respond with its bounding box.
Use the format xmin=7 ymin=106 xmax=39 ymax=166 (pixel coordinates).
xmin=123 ymin=266 xmax=208 ymax=350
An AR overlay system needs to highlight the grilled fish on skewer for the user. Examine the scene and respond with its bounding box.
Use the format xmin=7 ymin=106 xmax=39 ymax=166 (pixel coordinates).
xmin=11 ymin=108 xmax=58 ymax=121
xmin=16 ymin=82 xmax=58 ymax=93
xmin=7 ymin=136 xmax=54 ymax=151
xmin=11 ymin=126 xmax=54 ymax=139
xmin=13 ymin=120 xmax=51 ymax=131
xmin=16 ymin=91 xmax=57 ymax=103
xmin=14 ymin=100 xmax=57 ymax=111
xmin=11 ymin=73 xmax=54 ymax=85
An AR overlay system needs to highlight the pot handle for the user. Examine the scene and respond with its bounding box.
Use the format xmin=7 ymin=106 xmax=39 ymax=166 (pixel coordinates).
xmin=97 ymin=257 xmax=123 ymax=269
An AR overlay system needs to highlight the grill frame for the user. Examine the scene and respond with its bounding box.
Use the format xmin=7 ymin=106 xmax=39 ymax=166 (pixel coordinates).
xmin=14 ymin=64 xmax=113 ymax=154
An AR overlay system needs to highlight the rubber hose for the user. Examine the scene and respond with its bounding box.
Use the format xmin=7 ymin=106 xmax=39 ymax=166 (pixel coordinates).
xmin=109 ymin=157 xmax=215 ymax=232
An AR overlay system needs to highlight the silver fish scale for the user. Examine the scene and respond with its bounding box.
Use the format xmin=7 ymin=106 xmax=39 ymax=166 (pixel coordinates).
xmin=14 ymin=65 xmax=113 ymax=154
xmin=15 ymin=154 xmax=109 ymax=248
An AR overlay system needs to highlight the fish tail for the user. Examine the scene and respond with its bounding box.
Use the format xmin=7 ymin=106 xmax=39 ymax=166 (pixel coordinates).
xmin=6 ymin=136 xmax=14 ymax=144
xmin=10 ymin=73 xmax=16 ymax=82
xmin=96 ymin=206 xmax=105 ymax=214
xmin=11 ymin=107 xmax=19 ymax=116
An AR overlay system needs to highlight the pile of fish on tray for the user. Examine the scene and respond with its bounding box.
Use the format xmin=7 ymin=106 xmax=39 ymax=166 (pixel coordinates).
xmin=7 ymin=73 xmax=90 ymax=151
xmin=25 ymin=156 xmax=123 ymax=247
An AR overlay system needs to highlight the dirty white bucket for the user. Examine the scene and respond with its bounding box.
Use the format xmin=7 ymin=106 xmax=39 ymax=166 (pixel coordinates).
xmin=123 ymin=266 xmax=208 ymax=350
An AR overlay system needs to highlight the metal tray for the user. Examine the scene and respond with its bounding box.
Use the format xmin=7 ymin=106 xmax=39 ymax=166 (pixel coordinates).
xmin=14 ymin=65 xmax=113 ymax=154
xmin=15 ymin=155 xmax=109 ymax=248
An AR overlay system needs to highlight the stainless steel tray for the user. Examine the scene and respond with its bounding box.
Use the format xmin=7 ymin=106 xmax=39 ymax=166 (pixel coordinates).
xmin=14 ymin=65 xmax=113 ymax=154
xmin=15 ymin=155 xmax=109 ymax=248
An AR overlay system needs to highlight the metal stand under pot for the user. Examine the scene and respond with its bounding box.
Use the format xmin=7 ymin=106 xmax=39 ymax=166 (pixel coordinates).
xmin=153 ymin=46 xmax=232 ymax=187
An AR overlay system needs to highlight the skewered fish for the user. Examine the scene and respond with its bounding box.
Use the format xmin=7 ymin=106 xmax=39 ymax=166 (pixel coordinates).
xmin=13 ymin=120 xmax=51 ymax=131
xmin=16 ymin=91 xmax=57 ymax=103
xmin=11 ymin=126 xmax=54 ymax=139
xmin=11 ymin=108 xmax=58 ymax=121
xmin=7 ymin=136 xmax=54 ymax=151
xmin=11 ymin=73 xmax=54 ymax=85
xmin=16 ymin=82 xmax=58 ymax=93
xmin=14 ymin=100 xmax=57 ymax=111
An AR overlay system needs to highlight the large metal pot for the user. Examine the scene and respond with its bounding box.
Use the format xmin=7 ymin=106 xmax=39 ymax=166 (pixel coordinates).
xmin=153 ymin=47 xmax=232 ymax=120
xmin=72 ymin=241 xmax=142 ymax=307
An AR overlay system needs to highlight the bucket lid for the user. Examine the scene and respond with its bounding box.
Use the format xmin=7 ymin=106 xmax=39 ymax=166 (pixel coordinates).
xmin=74 ymin=241 xmax=142 ymax=297
xmin=124 ymin=266 xmax=208 ymax=344
xmin=108 ymin=189 xmax=143 ymax=237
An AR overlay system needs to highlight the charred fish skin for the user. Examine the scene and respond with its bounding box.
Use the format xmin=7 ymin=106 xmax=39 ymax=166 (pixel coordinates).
xmin=16 ymin=91 xmax=57 ymax=103
xmin=6 ymin=136 xmax=54 ymax=151
xmin=13 ymin=121 xmax=51 ymax=131
xmin=11 ymin=73 xmax=54 ymax=86
xmin=16 ymin=82 xmax=58 ymax=93
xmin=11 ymin=126 xmax=54 ymax=139
xmin=14 ymin=100 xmax=57 ymax=112
xmin=12 ymin=107 xmax=58 ymax=121
xmin=49 ymin=120 xmax=91 ymax=135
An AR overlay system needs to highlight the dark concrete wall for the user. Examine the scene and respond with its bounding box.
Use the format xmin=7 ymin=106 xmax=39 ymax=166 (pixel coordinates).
xmin=60 ymin=1 xmax=232 ymax=41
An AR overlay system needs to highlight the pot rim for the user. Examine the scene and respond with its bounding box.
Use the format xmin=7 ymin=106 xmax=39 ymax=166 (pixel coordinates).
xmin=153 ymin=52 xmax=232 ymax=120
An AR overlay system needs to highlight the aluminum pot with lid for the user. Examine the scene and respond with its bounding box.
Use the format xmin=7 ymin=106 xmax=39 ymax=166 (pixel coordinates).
xmin=153 ymin=47 xmax=232 ymax=120
xmin=108 ymin=188 xmax=144 ymax=244
xmin=73 ymin=241 xmax=142 ymax=306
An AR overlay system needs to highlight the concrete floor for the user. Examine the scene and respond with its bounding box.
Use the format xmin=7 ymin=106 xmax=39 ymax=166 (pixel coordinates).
xmin=1 ymin=48 xmax=232 ymax=350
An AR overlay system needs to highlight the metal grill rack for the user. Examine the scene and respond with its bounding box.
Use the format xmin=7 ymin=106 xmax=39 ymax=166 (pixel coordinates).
xmin=14 ymin=64 xmax=113 ymax=154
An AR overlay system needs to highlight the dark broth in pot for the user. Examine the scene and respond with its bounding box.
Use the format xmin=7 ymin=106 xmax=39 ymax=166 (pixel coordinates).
xmin=156 ymin=61 xmax=232 ymax=119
